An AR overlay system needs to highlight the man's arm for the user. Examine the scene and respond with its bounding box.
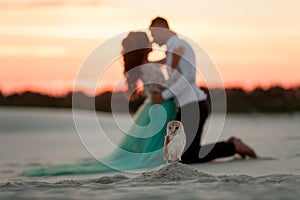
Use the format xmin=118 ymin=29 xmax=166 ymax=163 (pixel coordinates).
xmin=171 ymin=46 xmax=184 ymax=69
xmin=151 ymin=47 xmax=184 ymax=104
xmin=162 ymin=50 xmax=196 ymax=100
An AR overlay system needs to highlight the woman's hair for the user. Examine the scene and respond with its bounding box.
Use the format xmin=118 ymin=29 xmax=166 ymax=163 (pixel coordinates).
xmin=122 ymin=32 xmax=151 ymax=94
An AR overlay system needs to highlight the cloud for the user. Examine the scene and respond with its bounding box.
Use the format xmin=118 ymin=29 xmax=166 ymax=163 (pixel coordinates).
xmin=0 ymin=0 xmax=102 ymax=7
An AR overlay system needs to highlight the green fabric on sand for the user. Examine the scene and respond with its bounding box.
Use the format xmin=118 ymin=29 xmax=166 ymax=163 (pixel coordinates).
xmin=21 ymin=100 xmax=176 ymax=176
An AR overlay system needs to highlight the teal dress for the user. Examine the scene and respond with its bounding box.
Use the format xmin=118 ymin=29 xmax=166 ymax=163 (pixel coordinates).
xmin=21 ymin=99 xmax=176 ymax=176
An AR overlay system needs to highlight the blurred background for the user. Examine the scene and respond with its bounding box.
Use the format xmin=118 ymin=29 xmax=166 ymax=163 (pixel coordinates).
xmin=1 ymin=0 xmax=299 ymax=97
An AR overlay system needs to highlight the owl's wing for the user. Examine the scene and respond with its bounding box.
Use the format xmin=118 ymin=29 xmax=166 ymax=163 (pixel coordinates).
xmin=164 ymin=135 xmax=170 ymax=161
xmin=182 ymin=132 xmax=186 ymax=145
xmin=182 ymin=133 xmax=187 ymax=151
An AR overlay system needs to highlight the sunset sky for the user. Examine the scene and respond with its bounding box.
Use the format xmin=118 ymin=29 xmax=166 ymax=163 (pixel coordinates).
xmin=0 ymin=0 xmax=299 ymax=96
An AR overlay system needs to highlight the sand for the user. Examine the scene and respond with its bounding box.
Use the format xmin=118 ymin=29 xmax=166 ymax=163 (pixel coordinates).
xmin=1 ymin=109 xmax=300 ymax=199
xmin=1 ymin=163 xmax=300 ymax=200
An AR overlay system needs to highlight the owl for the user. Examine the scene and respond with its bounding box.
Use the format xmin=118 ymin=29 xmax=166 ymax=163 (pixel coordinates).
xmin=164 ymin=120 xmax=186 ymax=163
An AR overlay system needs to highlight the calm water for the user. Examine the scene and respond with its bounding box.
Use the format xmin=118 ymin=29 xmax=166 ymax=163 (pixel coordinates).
xmin=0 ymin=107 xmax=300 ymax=199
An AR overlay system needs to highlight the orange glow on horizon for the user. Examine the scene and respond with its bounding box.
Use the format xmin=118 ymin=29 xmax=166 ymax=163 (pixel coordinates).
xmin=1 ymin=0 xmax=300 ymax=96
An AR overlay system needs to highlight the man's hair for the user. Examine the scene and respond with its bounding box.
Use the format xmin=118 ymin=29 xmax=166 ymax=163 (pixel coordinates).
xmin=150 ymin=17 xmax=169 ymax=29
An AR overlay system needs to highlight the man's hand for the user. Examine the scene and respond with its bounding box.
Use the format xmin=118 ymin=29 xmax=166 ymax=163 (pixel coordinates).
xmin=152 ymin=92 xmax=164 ymax=104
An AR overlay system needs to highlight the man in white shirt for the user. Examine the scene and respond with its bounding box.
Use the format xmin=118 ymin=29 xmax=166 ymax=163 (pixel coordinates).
xmin=149 ymin=17 xmax=257 ymax=163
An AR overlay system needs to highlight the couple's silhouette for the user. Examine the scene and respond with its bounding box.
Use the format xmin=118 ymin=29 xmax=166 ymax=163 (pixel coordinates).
xmin=122 ymin=17 xmax=256 ymax=163
xmin=22 ymin=17 xmax=256 ymax=177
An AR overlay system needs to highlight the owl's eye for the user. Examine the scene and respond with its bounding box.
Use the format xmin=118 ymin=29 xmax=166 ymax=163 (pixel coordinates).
xmin=169 ymin=127 xmax=172 ymax=129
xmin=175 ymin=126 xmax=179 ymax=130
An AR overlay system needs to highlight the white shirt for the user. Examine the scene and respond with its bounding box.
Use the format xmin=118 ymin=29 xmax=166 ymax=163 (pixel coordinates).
xmin=162 ymin=35 xmax=207 ymax=107
xmin=139 ymin=63 xmax=165 ymax=100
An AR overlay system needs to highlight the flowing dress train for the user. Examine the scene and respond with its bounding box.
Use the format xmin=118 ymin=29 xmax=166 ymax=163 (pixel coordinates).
xmin=21 ymin=63 xmax=176 ymax=176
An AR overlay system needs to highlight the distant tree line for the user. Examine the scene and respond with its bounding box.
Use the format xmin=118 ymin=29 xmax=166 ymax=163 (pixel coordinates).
xmin=224 ymin=86 xmax=300 ymax=113
xmin=1 ymin=86 xmax=300 ymax=113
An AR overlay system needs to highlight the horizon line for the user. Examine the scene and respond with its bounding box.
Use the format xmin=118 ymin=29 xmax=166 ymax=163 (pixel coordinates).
xmin=1 ymin=84 xmax=299 ymax=97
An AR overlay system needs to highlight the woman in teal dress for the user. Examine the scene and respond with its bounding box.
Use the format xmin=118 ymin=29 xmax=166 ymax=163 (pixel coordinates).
xmin=21 ymin=32 xmax=176 ymax=176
